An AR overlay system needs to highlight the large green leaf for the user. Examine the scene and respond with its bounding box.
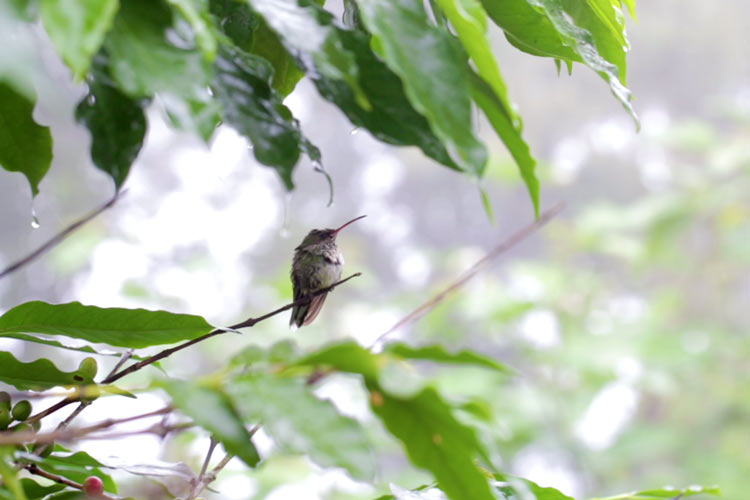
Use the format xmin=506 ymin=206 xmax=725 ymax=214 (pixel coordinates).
xmin=244 ymin=0 xmax=368 ymax=108
xmin=312 ymin=26 xmax=458 ymax=170
xmin=0 ymin=351 xmax=95 ymax=391
xmin=482 ymin=0 xmax=635 ymax=122
xmin=0 ymin=301 xmax=214 ymax=349
xmin=431 ymin=0 xmax=539 ymax=214
xmin=162 ymin=380 xmax=260 ymax=468
xmin=0 ymin=83 xmax=52 ymax=196
xmin=104 ymin=0 xmax=211 ymax=99
xmin=75 ymin=55 xmax=147 ymax=189
xmin=227 ymin=374 xmax=375 ymax=480
xmin=369 ymin=386 xmax=495 ymax=500
xmin=212 ymin=45 xmax=320 ymax=189
xmin=469 ymin=72 xmax=539 ymax=216
xmin=562 ymin=0 xmax=628 ymax=82
xmin=39 ymin=0 xmax=119 ymax=80
xmin=355 ymin=0 xmax=487 ymax=176
xmin=249 ymin=20 xmax=305 ymax=97
xmin=384 ymin=342 xmax=512 ymax=374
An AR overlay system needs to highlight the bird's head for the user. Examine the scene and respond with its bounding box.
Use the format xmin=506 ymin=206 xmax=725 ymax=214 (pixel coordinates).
xmin=297 ymin=215 xmax=366 ymax=249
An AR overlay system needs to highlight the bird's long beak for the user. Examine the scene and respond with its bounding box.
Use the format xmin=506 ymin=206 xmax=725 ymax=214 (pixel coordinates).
xmin=333 ymin=215 xmax=367 ymax=235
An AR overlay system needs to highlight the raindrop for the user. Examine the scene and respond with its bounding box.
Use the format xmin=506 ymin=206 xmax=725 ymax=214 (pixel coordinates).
xmin=87 ymin=95 xmax=96 ymax=105
xmin=350 ymin=127 xmax=360 ymax=135
xmin=30 ymin=208 xmax=40 ymax=229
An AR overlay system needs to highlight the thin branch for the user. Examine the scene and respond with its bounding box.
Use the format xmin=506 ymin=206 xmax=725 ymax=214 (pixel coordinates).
xmin=102 ymin=272 xmax=362 ymax=384
xmin=188 ymin=426 xmax=257 ymax=500
xmin=187 ymin=438 xmax=218 ymax=500
xmin=23 ymin=464 xmax=119 ymax=500
xmin=0 ymin=191 xmax=125 ymax=280
xmin=369 ymin=202 xmax=564 ymax=347
xmin=0 ymin=407 xmax=173 ymax=446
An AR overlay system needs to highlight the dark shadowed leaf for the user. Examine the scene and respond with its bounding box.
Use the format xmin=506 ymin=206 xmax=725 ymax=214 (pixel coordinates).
xmin=0 ymin=351 xmax=95 ymax=390
xmin=355 ymin=0 xmax=487 ymax=176
xmin=312 ymin=26 xmax=458 ymax=170
xmin=0 ymin=301 xmax=214 ymax=348
xmin=75 ymin=55 xmax=147 ymax=189
xmin=244 ymin=0 xmax=368 ymax=108
xmin=0 ymin=83 xmax=52 ymax=196
xmin=212 ymin=45 xmax=320 ymax=189
xmin=39 ymin=0 xmax=119 ymax=80
xmin=384 ymin=342 xmax=512 ymax=374
xmin=369 ymin=385 xmax=495 ymax=500
xmin=227 ymin=373 xmax=375 ymax=479
xmin=162 ymin=380 xmax=260 ymax=468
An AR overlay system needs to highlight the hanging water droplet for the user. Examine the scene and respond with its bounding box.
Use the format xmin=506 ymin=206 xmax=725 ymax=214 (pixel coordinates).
xmin=280 ymin=193 xmax=292 ymax=238
xmin=30 ymin=208 xmax=40 ymax=229
xmin=350 ymin=127 xmax=360 ymax=135
xmin=87 ymin=94 xmax=96 ymax=105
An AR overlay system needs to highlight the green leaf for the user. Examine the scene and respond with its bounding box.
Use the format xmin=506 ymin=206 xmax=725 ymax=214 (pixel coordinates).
xmin=244 ymin=0 xmax=369 ymax=109
xmin=0 ymin=351 xmax=94 ymax=390
xmin=166 ymin=0 xmax=218 ymax=61
xmin=384 ymin=342 xmax=512 ymax=375
xmin=482 ymin=0 xmax=636 ymax=123
xmin=230 ymin=339 xmax=300 ymax=367
xmin=355 ymin=0 xmax=487 ymax=176
xmin=39 ymin=0 xmax=119 ymax=80
xmin=249 ymin=20 xmax=305 ymax=96
xmin=469 ymin=73 xmax=539 ymax=216
xmin=479 ymin=186 xmax=495 ymax=223
xmin=23 ymin=452 xmax=117 ymax=493
xmin=0 ymin=83 xmax=52 ymax=196
xmin=208 ymin=0 xmax=258 ymax=51
xmin=369 ymin=385 xmax=495 ymax=500
xmin=430 ymin=0 xmax=538 ymax=214
xmin=562 ymin=0 xmax=628 ymax=82
xmin=75 ymin=55 xmax=148 ymax=189
xmin=481 ymin=0 xmax=578 ymax=60
xmin=104 ymin=0 xmax=211 ymax=99
xmin=161 ymin=380 xmax=260 ymax=468
xmin=294 ymin=340 xmax=380 ymax=381
xmin=311 ymin=25 xmax=459 ymax=171
xmin=227 ymin=373 xmax=375 ymax=479
xmin=591 ymin=484 xmax=721 ymax=500
xmin=0 ymin=301 xmax=214 ymax=349
xmin=212 ymin=45 xmax=320 ymax=189
xmin=18 ymin=478 xmax=66 ymax=499
xmin=494 ymin=474 xmax=575 ymax=500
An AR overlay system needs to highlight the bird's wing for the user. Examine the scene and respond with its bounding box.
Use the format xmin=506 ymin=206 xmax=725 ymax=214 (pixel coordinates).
xmin=301 ymin=292 xmax=328 ymax=326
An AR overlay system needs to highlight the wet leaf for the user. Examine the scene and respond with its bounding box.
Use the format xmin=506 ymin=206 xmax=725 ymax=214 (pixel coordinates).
xmin=0 ymin=301 xmax=214 ymax=349
xmin=0 ymin=83 xmax=52 ymax=196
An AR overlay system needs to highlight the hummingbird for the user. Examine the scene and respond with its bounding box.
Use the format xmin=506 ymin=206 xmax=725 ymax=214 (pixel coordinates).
xmin=289 ymin=215 xmax=366 ymax=328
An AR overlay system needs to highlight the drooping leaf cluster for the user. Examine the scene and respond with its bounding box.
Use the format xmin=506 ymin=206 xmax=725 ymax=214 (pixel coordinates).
xmin=0 ymin=0 xmax=637 ymax=215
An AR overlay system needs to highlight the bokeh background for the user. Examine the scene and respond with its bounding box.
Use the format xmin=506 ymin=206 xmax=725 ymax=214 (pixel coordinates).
xmin=1 ymin=1 xmax=749 ymax=499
